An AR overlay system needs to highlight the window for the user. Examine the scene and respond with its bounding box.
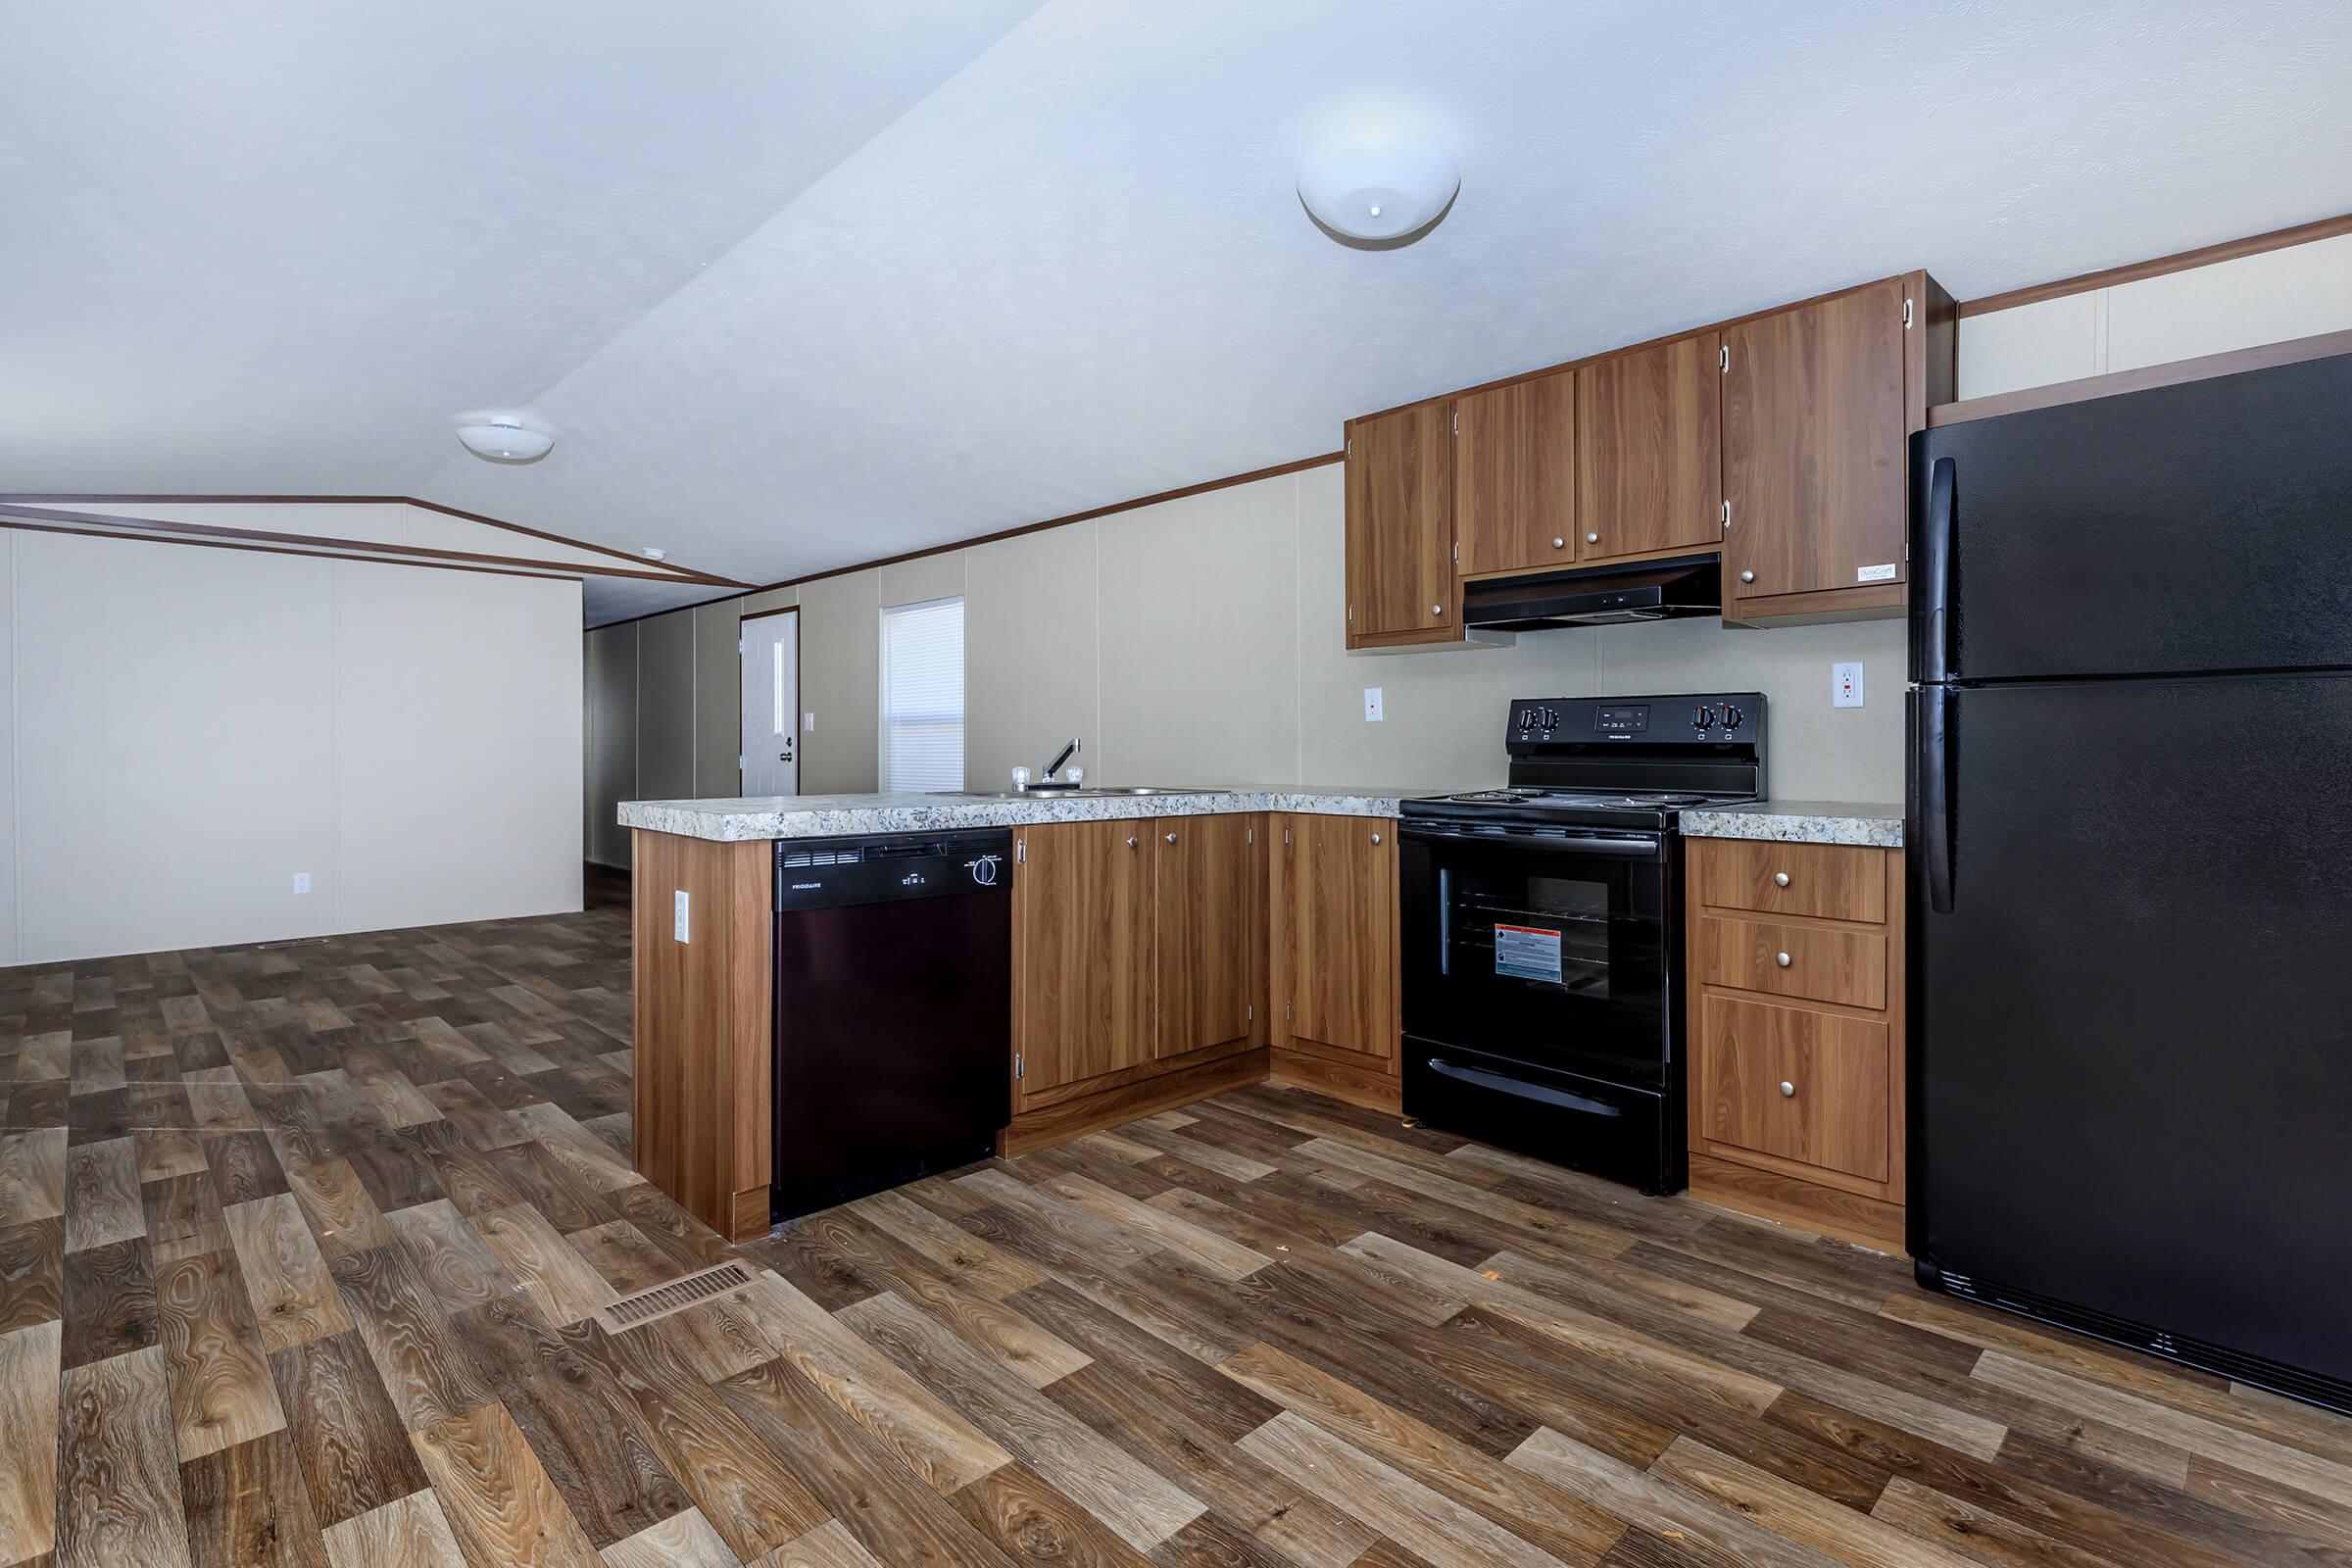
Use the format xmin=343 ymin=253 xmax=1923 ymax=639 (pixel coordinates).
xmin=879 ymin=596 xmax=964 ymax=792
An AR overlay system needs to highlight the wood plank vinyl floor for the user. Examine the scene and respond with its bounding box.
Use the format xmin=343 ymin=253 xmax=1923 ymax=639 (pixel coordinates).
xmin=5 ymin=867 xmax=2351 ymax=1566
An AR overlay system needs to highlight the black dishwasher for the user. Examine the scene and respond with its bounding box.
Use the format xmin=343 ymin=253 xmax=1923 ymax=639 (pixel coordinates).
xmin=771 ymin=828 xmax=1011 ymax=1221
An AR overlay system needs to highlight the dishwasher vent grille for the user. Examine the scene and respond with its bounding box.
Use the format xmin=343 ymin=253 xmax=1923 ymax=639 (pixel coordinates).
xmin=781 ymin=847 xmax=864 ymax=868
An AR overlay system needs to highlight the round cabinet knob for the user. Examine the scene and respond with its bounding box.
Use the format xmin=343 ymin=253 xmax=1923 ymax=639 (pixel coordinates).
xmin=1164 ymin=832 xmax=1177 ymax=844
xmin=1371 ymin=832 xmax=1383 ymax=846
xmin=1586 ymin=531 xmax=1600 ymax=545
xmin=1431 ymin=604 xmax=1445 ymax=616
xmin=1127 ymin=835 xmax=1138 ymax=848
xmin=1775 ymin=951 xmax=1792 ymax=967
xmin=1551 ymin=536 xmax=1566 ymax=549
xmin=1773 ymin=871 xmax=1790 ymax=888
xmin=1780 ymin=1081 xmax=1796 ymax=1098
xmin=1740 ymin=569 xmax=1756 ymax=584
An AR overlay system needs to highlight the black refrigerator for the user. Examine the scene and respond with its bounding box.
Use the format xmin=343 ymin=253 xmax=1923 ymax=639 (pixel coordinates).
xmin=1907 ymin=346 xmax=2352 ymax=1412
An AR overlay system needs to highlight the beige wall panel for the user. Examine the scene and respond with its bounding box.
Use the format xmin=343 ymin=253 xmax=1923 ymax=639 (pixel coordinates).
xmin=14 ymin=534 xmax=340 ymax=962
xmin=1294 ymin=463 xmax=1603 ymax=791
xmin=0 ymin=534 xmax=15 ymax=966
xmin=1955 ymin=291 xmax=2102 ymax=401
xmin=335 ymin=564 xmax=581 ymax=933
xmin=693 ymin=599 xmax=744 ymax=796
xmin=797 ymin=567 xmax=882 ymax=794
xmin=737 ymin=584 xmax=799 ymax=618
xmin=878 ymin=548 xmax=968 ymax=610
xmin=636 ymin=608 xmax=697 ymax=800
xmin=583 ymin=623 xmax=638 ymax=867
xmin=1592 ymin=615 xmax=1906 ymax=801
xmin=964 ymin=521 xmax=1100 ymax=792
xmin=2104 ymin=231 xmax=2352 ymax=373
xmin=1098 ymin=477 xmax=1299 ymax=786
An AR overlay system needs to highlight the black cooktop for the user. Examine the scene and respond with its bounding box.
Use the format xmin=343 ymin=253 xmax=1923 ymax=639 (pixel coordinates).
xmin=1403 ymin=692 xmax=1767 ymax=831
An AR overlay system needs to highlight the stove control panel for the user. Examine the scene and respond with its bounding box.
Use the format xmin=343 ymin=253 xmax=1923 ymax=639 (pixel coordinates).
xmin=1506 ymin=693 xmax=1767 ymax=750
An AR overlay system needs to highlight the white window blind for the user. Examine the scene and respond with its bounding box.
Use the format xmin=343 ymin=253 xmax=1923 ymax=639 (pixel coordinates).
xmin=880 ymin=596 xmax=965 ymax=793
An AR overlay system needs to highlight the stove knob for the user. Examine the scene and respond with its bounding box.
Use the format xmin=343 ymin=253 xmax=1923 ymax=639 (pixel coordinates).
xmin=1542 ymin=708 xmax=1558 ymax=730
xmin=1691 ymin=705 xmax=1716 ymax=731
xmin=1720 ymin=704 xmax=1743 ymax=731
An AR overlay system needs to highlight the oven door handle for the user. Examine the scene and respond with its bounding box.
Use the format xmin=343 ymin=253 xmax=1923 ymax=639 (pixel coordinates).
xmin=1401 ymin=824 xmax=1662 ymax=858
xmin=1425 ymin=1057 xmax=1625 ymax=1117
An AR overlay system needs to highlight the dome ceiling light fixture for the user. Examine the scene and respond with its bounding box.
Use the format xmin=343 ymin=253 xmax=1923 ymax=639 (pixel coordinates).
xmin=1297 ymin=140 xmax=1459 ymax=245
xmin=454 ymin=412 xmax=556 ymax=464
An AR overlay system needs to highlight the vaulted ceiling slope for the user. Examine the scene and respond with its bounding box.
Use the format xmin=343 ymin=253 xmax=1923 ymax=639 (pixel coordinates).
xmin=6 ymin=2 xmax=2349 ymax=624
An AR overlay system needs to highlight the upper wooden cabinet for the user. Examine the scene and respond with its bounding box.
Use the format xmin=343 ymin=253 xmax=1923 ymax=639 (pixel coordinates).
xmin=1453 ymin=372 xmax=1576 ymax=577
xmin=1343 ymin=402 xmax=1455 ymax=647
xmin=1723 ymin=273 xmax=1953 ymax=619
xmin=1275 ymin=813 xmax=1398 ymax=1062
xmin=1012 ymin=819 xmax=1152 ymax=1095
xmin=1339 ymin=270 xmax=1951 ymax=642
xmin=1152 ymin=813 xmax=1262 ymax=1061
xmin=1575 ymin=330 xmax=1722 ymax=563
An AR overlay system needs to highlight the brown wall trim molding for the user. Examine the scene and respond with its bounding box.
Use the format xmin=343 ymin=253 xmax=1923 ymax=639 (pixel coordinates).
xmin=0 ymin=515 xmax=582 ymax=583
xmin=741 ymin=449 xmax=1345 ymax=596
xmin=1926 ymin=326 xmax=2352 ymax=427
xmin=1957 ymin=211 xmax=2352 ymax=318
xmin=0 ymin=492 xmax=751 ymax=589
xmin=0 ymin=502 xmax=706 ymax=585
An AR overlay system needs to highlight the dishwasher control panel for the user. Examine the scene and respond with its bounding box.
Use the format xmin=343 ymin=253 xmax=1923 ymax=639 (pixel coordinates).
xmin=775 ymin=829 xmax=1015 ymax=912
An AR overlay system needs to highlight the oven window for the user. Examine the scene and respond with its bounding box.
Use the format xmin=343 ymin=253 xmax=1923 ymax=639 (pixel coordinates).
xmin=1447 ymin=868 xmax=1614 ymax=998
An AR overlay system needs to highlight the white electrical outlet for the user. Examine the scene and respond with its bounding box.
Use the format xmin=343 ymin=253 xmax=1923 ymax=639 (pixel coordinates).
xmin=1363 ymin=687 xmax=1384 ymax=722
xmin=291 ymin=872 xmax=311 ymax=895
xmin=1833 ymin=662 xmax=1865 ymax=709
xmin=673 ymin=890 xmax=691 ymax=943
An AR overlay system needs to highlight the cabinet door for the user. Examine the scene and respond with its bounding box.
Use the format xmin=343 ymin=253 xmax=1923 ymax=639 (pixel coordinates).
xmin=1284 ymin=814 xmax=1397 ymax=1061
xmin=1453 ymin=372 xmax=1576 ymax=576
xmin=1152 ymin=814 xmax=1259 ymax=1060
xmin=1698 ymin=995 xmax=1890 ymax=1182
xmin=1344 ymin=403 xmax=1454 ymax=638
xmin=1013 ymin=820 xmax=1152 ymax=1094
xmin=1722 ymin=279 xmax=1908 ymax=602
xmin=1575 ymin=331 xmax=1721 ymax=562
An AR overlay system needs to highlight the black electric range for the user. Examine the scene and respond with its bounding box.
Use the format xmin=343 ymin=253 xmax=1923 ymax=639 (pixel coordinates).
xmin=1396 ymin=693 xmax=1766 ymax=1194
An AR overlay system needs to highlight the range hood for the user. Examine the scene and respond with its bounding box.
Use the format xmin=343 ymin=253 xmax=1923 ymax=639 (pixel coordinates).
xmin=1462 ymin=552 xmax=1722 ymax=629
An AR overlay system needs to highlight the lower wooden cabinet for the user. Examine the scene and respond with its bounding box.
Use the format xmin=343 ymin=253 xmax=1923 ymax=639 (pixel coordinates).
xmin=1152 ymin=813 xmax=1263 ymax=1061
xmin=1006 ymin=814 xmax=1267 ymax=1151
xmin=1686 ymin=836 xmax=1906 ymax=1251
xmin=1270 ymin=813 xmax=1402 ymax=1106
xmin=1011 ymin=818 xmax=1153 ymax=1096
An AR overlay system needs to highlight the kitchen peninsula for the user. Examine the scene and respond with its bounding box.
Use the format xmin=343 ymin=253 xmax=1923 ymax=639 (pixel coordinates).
xmin=619 ymin=788 xmax=1411 ymax=1240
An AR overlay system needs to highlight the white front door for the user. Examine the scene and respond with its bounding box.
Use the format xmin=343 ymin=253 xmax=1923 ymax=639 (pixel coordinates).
xmin=741 ymin=609 xmax=800 ymax=796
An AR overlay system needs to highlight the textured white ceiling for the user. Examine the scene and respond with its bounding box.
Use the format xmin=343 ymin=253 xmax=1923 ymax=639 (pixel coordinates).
xmin=6 ymin=1 xmax=2349 ymax=625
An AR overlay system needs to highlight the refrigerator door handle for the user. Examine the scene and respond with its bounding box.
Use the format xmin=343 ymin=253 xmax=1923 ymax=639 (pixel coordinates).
xmin=1923 ymin=685 xmax=1955 ymax=912
xmin=1921 ymin=456 xmax=1955 ymax=684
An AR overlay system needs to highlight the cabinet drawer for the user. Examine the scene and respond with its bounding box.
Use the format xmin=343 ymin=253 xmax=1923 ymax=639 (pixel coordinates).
xmin=1693 ymin=839 xmax=1886 ymax=924
xmin=1699 ymin=995 xmax=1890 ymax=1181
xmin=1696 ymin=915 xmax=1886 ymax=1008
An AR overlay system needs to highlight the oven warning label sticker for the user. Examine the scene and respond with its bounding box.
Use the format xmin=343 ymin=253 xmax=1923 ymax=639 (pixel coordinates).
xmin=1494 ymin=923 xmax=1562 ymax=983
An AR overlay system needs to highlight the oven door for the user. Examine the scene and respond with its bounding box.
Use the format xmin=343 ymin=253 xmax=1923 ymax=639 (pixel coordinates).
xmin=1400 ymin=820 xmax=1676 ymax=1087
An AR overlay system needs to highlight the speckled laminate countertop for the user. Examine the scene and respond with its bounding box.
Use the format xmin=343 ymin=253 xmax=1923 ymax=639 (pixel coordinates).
xmin=618 ymin=787 xmax=1425 ymax=843
xmin=1677 ymin=800 xmax=1904 ymax=848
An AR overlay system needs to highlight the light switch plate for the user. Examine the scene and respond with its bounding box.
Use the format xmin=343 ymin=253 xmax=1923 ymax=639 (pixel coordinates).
xmin=804 ymin=710 xmax=815 ymax=731
xmin=1833 ymin=662 xmax=1865 ymax=709
xmin=1363 ymin=687 xmax=1384 ymax=722
xmin=673 ymin=890 xmax=691 ymax=943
